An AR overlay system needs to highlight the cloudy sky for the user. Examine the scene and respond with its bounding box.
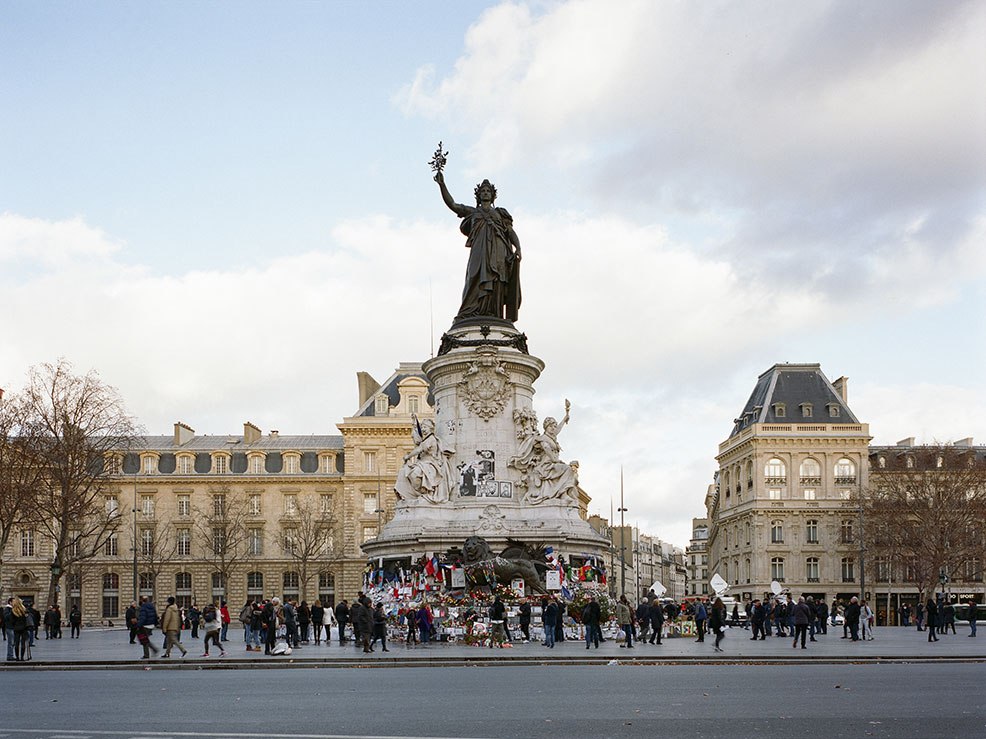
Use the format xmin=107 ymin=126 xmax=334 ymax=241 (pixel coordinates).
xmin=2 ymin=1 xmax=984 ymax=548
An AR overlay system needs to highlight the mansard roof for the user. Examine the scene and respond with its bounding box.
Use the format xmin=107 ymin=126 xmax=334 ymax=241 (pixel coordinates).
xmin=130 ymin=434 xmax=343 ymax=452
xmin=355 ymin=363 xmax=434 ymax=417
xmin=729 ymin=363 xmax=859 ymax=438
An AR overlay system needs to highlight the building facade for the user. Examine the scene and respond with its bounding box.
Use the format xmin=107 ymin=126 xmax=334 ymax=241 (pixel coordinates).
xmin=686 ymin=516 xmax=709 ymax=597
xmin=3 ymin=363 xmax=433 ymax=622
xmin=707 ymin=363 xmax=871 ymax=605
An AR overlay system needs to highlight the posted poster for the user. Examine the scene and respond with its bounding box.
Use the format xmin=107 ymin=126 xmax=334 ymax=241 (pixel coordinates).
xmin=546 ymin=570 xmax=562 ymax=590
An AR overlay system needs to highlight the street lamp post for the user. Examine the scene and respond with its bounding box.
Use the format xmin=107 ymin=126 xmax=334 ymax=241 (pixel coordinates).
xmin=618 ymin=468 xmax=628 ymax=598
xmin=132 ymin=470 xmax=139 ymax=603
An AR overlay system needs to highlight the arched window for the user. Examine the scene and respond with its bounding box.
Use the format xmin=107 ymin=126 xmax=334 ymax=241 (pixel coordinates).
xmin=806 ymin=557 xmax=820 ymax=582
xmin=770 ymin=520 xmax=784 ymax=544
xmin=138 ymin=572 xmax=154 ymax=598
xmin=799 ymin=458 xmax=821 ymax=479
xmin=102 ymin=573 xmax=120 ymax=618
xmin=175 ymin=571 xmax=193 ymax=609
xmin=211 ymin=572 xmax=226 ymax=603
xmin=247 ymin=571 xmax=264 ymax=597
xmin=318 ymin=572 xmax=335 ymax=608
xmin=283 ymin=571 xmax=300 ymax=600
xmin=744 ymin=558 xmax=751 ymax=583
xmin=765 ymin=458 xmax=786 ymax=482
xmin=770 ymin=557 xmax=785 ymax=581
xmin=723 ymin=469 xmax=731 ymax=497
xmin=835 ymin=458 xmax=856 ymax=483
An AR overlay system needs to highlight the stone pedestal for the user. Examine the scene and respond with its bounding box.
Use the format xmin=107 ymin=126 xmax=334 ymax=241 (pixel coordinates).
xmin=363 ymin=318 xmax=609 ymax=564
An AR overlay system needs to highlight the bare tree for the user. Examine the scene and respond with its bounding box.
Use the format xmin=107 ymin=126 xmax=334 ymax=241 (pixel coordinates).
xmin=864 ymin=445 xmax=986 ymax=600
xmin=193 ymin=486 xmax=251 ymax=605
xmin=0 ymin=390 xmax=45 ymax=599
xmin=282 ymin=499 xmax=340 ymax=601
xmin=136 ymin=517 xmax=177 ymax=603
xmin=22 ymin=360 xmax=139 ymax=606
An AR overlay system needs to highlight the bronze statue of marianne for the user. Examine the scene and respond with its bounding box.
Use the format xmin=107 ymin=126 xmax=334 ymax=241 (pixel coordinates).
xmin=434 ymin=167 xmax=522 ymax=323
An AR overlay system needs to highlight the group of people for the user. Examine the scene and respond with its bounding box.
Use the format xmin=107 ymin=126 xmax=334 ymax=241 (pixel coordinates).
xmin=3 ymin=597 xmax=83 ymax=661
xmin=917 ymin=597 xmax=978 ymax=641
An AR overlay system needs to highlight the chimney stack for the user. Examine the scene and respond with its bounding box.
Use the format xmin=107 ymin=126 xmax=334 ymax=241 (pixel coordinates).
xmin=832 ymin=376 xmax=848 ymax=403
xmin=174 ymin=422 xmax=195 ymax=446
xmin=896 ymin=437 xmax=915 ymax=447
xmin=357 ymin=371 xmax=381 ymax=408
xmin=244 ymin=422 xmax=261 ymax=444
xmin=955 ymin=437 xmax=974 ymax=447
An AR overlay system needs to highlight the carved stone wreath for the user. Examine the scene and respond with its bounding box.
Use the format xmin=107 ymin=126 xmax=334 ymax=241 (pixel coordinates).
xmin=478 ymin=504 xmax=507 ymax=531
xmin=458 ymin=349 xmax=512 ymax=421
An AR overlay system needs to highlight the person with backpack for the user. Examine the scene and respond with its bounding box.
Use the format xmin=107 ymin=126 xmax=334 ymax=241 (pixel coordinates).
xmin=200 ymin=603 xmax=225 ymax=657
xmin=239 ymin=599 xmax=254 ymax=652
xmin=694 ymin=599 xmax=708 ymax=643
xmin=135 ymin=596 xmax=159 ymax=659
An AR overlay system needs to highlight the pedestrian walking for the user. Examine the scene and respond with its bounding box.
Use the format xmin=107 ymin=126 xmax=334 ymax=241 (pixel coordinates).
xmin=68 ymin=604 xmax=81 ymax=638
xmin=161 ymin=597 xmax=188 ymax=658
xmin=967 ymin=600 xmax=977 ymax=637
xmin=648 ymin=598 xmax=664 ymax=644
xmin=200 ymin=603 xmax=225 ymax=657
xmin=615 ymin=595 xmax=633 ymax=648
xmin=582 ymin=595 xmax=601 ymax=649
xmin=693 ymin=599 xmax=707 ymax=642
xmin=915 ymin=601 xmax=925 ymax=631
xmin=371 ymin=603 xmax=389 ymax=652
xmin=710 ymin=597 xmax=726 ymax=652
xmin=219 ymin=600 xmax=231 ymax=642
xmin=135 ymin=596 xmax=159 ymax=659
xmin=125 ymin=601 xmax=138 ymax=643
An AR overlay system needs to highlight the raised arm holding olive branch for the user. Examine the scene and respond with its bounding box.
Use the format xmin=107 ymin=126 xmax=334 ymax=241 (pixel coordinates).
xmin=433 ymin=151 xmax=522 ymax=323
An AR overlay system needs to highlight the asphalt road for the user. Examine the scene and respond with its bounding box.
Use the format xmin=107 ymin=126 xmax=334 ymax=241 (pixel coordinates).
xmin=2 ymin=664 xmax=983 ymax=739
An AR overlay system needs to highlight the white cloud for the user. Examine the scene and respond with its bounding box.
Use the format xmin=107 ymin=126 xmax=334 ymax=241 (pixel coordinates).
xmin=399 ymin=0 xmax=986 ymax=295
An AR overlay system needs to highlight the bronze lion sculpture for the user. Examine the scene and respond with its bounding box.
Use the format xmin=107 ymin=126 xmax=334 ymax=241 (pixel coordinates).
xmin=462 ymin=536 xmax=547 ymax=595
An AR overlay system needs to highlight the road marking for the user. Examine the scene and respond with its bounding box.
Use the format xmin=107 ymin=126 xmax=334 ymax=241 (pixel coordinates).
xmin=4 ymin=731 xmax=495 ymax=739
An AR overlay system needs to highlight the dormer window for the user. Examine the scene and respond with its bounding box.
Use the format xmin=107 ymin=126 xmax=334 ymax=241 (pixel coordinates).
xmin=828 ymin=403 xmax=841 ymax=418
xmin=800 ymin=403 xmax=813 ymax=418
xmin=407 ymin=395 xmax=420 ymax=415
xmin=773 ymin=403 xmax=786 ymax=418
xmin=375 ymin=395 xmax=389 ymax=415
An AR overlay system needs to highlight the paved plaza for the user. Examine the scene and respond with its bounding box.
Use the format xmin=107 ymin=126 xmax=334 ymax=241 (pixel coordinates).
xmin=3 ymin=623 xmax=982 ymax=668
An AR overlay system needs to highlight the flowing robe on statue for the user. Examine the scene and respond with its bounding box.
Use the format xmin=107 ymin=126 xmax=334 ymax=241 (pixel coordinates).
xmin=395 ymin=432 xmax=456 ymax=505
xmin=456 ymin=206 xmax=521 ymax=322
xmin=509 ymin=431 xmax=578 ymax=504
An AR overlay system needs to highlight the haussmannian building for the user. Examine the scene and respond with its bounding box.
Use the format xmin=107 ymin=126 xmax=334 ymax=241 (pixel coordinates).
xmin=3 ymin=363 xmax=435 ymax=622
xmin=707 ymin=363 xmax=871 ymax=606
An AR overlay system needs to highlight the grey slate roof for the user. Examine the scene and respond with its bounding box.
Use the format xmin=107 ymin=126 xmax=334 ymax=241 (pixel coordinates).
xmin=130 ymin=435 xmax=344 ymax=452
xmin=356 ymin=367 xmax=434 ymax=417
xmin=729 ymin=363 xmax=859 ymax=437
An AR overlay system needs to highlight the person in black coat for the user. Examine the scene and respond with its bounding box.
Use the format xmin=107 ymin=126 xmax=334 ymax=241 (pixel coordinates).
xmin=926 ymin=598 xmax=939 ymax=642
xmin=518 ymin=599 xmax=532 ymax=642
xmin=125 ymin=601 xmax=138 ymax=643
xmin=370 ymin=603 xmax=389 ymax=652
xmin=648 ymin=599 xmax=664 ymax=644
xmin=335 ymin=600 xmax=350 ymax=644
xmin=844 ymin=597 xmax=861 ymax=641
xmin=581 ymin=596 xmax=601 ymax=649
